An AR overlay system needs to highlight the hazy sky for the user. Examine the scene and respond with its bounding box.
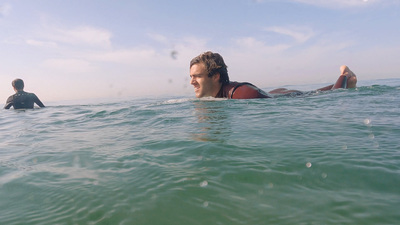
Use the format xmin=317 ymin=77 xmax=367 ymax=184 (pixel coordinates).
xmin=1 ymin=0 xmax=399 ymax=102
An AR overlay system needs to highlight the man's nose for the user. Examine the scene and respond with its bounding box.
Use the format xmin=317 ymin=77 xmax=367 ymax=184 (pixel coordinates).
xmin=190 ymin=76 xmax=196 ymax=85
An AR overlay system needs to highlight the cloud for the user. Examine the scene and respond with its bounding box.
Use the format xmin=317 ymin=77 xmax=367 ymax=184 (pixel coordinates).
xmin=220 ymin=32 xmax=362 ymax=88
xmin=87 ymin=48 xmax=158 ymax=64
xmin=251 ymin=0 xmax=265 ymax=3
xmin=25 ymin=30 xmax=208 ymax=83
xmin=264 ymin=26 xmax=315 ymax=44
xmin=147 ymin=33 xmax=169 ymax=45
xmin=26 ymin=39 xmax=58 ymax=48
xmin=0 ymin=3 xmax=12 ymax=17
xmin=30 ymin=25 xmax=113 ymax=49
xmin=53 ymin=26 xmax=112 ymax=47
xmin=41 ymin=58 xmax=97 ymax=74
xmin=84 ymin=35 xmax=209 ymax=65
xmin=253 ymin=0 xmax=388 ymax=8
xmin=233 ymin=37 xmax=290 ymax=53
xmin=290 ymin=0 xmax=381 ymax=8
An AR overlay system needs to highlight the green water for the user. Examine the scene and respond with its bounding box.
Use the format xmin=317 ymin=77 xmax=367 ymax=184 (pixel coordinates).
xmin=1 ymin=80 xmax=399 ymax=224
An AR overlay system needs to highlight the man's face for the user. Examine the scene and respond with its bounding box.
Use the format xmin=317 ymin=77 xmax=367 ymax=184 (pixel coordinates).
xmin=190 ymin=63 xmax=220 ymax=98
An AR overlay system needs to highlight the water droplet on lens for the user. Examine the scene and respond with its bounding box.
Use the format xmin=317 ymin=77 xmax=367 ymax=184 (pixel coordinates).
xmin=200 ymin=180 xmax=208 ymax=187
xmin=203 ymin=201 xmax=209 ymax=207
xmin=363 ymin=118 xmax=371 ymax=125
xmin=321 ymin=173 xmax=327 ymax=178
xmin=306 ymin=162 xmax=312 ymax=168
xmin=368 ymin=134 xmax=375 ymax=139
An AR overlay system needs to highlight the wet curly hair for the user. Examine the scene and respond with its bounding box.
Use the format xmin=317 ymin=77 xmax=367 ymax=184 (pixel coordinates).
xmin=190 ymin=51 xmax=230 ymax=85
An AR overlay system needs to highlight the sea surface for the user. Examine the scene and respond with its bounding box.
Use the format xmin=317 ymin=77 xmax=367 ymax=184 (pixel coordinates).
xmin=1 ymin=79 xmax=399 ymax=225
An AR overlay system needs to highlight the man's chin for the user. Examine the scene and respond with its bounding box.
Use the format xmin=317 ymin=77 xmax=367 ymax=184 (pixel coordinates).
xmin=193 ymin=89 xmax=202 ymax=98
xmin=194 ymin=90 xmax=215 ymax=98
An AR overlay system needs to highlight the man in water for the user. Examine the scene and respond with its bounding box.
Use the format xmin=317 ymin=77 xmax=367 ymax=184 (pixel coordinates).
xmin=189 ymin=51 xmax=357 ymax=99
xmin=4 ymin=78 xmax=45 ymax=109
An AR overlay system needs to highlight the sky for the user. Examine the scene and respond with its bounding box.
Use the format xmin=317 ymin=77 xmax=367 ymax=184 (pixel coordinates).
xmin=1 ymin=0 xmax=399 ymax=102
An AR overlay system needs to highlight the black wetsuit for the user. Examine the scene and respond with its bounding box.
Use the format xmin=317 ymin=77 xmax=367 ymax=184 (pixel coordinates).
xmin=4 ymin=91 xmax=45 ymax=109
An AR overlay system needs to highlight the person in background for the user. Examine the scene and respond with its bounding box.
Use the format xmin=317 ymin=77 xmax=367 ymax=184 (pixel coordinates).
xmin=189 ymin=51 xmax=357 ymax=99
xmin=4 ymin=78 xmax=45 ymax=109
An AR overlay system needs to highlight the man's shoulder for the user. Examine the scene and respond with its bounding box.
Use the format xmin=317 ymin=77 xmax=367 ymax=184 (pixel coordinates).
xmin=6 ymin=94 xmax=15 ymax=101
xmin=229 ymin=82 xmax=270 ymax=99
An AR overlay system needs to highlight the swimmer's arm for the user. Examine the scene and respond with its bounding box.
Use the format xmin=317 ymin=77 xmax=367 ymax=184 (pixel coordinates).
xmin=4 ymin=103 xmax=12 ymax=109
xmin=33 ymin=94 xmax=45 ymax=108
xmin=231 ymin=85 xmax=270 ymax=99
xmin=4 ymin=96 xmax=13 ymax=109
xmin=316 ymin=84 xmax=334 ymax=91
xmin=331 ymin=75 xmax=347 ymax=89
xmin=316 ymin=75 xmax=347 ymax=91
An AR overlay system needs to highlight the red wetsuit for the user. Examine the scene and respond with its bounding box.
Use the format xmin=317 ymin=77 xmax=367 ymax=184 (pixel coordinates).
xmin=215 ymin=82 xmax=271 ymax=99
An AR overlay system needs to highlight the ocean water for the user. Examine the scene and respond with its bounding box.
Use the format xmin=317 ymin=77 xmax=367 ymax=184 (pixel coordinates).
xmin=1 ymin=79 xmax=399 ymax=225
